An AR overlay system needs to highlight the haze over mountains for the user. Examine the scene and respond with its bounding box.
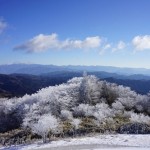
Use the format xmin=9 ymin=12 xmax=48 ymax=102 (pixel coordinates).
xmin=1 ymin=64 xmax=150 ymax=76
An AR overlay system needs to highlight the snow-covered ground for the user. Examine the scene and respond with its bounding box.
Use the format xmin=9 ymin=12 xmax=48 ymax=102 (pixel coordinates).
xmin=0 ymin=134 xmax=150 ymax=150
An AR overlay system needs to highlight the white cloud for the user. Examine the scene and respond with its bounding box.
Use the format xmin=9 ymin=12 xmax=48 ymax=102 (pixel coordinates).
xmin=117 ymin=41 xmax=126 ymax=49
xmin=99 ymin=44 xmax=111 ymax=55
xmin=132 ymin=35 xmax=150 ymax=51
xmin=112 ymin=41 xmax=126 ymax=52
xmin=14 ymin=33 xmax=102 ymax=53
xmin=0 ymin=19 xmax=7 ymax=34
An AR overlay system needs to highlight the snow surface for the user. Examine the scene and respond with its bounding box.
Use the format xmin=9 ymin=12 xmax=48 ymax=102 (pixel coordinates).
xmin=0 ymin=134 xmax=150 ymax=150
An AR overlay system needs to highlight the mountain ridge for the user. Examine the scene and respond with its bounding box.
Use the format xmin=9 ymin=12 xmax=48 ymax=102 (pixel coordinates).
xmin=1 ymin=71 xmax=150 ymax=98
xmin=1 ymin=64 xmax=150 ymax=75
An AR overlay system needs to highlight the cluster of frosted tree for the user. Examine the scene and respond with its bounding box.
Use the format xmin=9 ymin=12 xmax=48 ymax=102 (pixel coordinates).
xmin=0 ymin=75 xmax=150 ymax=142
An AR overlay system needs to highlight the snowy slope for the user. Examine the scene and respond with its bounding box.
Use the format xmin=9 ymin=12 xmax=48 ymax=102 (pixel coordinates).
xmin=0 ymin=134 xmax=150 ymax=150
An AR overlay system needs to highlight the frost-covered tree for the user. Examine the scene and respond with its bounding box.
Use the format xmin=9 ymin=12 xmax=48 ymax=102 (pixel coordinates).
xmin=100 ymin=81 xmax=118 ymax=105
xmin=79 ymin=74 xmax=91 ymax=104
xmin=60 ymin=110 xmax=73 ymax=121
xmin=129 ymin=112 xmax=150 ymax=125
xmin=30 ymin=114 xmax=59 ymax=143
xmin=73 ymin=104 xmax=94 ymax=117
xmin=71 ymin=118 xmax=81 ymax=130
xmin=93 ymin=103 xmax=114 ymax=123
xmin=79 ymin=75 xmax=100 ymax=105
xmin=0 ymin=74 xmax=150 ymax=138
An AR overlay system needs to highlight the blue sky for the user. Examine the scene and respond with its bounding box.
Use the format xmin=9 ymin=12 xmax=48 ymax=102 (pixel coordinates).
xmin=0 ymin=0 xmax=150 ymax=68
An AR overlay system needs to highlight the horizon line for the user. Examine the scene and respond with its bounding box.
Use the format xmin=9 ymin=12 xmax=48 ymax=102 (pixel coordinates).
xmin=0 ymin=63 xmax=150 ymax=70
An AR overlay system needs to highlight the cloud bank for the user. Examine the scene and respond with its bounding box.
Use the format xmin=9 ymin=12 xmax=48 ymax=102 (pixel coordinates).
xmin=14 ymin=33 xmax=102 ymax=53
xmin=132 ymin=35 xmax=150 ymax=52
xmin=14 ymin=33 xmax=150 ymax=54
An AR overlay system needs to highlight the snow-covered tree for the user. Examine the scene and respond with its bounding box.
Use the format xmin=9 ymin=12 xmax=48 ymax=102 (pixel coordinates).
xmin=129 ymin=112 xmax=150 ymax=125
xmin=60 ymin=110 xmax=73 ymax=121
xmin=30 ymin=114 xmax=59 ymax=143
xmin=0 ymin=74 xmax=150 ymax=139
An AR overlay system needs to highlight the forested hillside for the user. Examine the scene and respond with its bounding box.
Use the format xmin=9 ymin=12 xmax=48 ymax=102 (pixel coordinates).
xmin=1 ymin=72 xmax=150 ymax=98
xmin=0 ymin=73 xmax=73 ymax=98
xmin=0 ymin=75 xmax=149 ymax=145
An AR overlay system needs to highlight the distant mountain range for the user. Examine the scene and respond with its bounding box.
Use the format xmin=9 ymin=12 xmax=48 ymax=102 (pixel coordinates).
xmin=0 ymin=73 xmax=73 ymax=98
xmin=0 ymin=64 xmax=150 ymax=98
xmin=1 ymin=64 xmax=150 ymax=76
xmin=0 ymin=70 xmax=150 ymax=98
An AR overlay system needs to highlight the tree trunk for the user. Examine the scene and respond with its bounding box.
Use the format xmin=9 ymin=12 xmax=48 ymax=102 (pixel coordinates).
xmin=42 ymin=134 xmax=47 ymax=143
